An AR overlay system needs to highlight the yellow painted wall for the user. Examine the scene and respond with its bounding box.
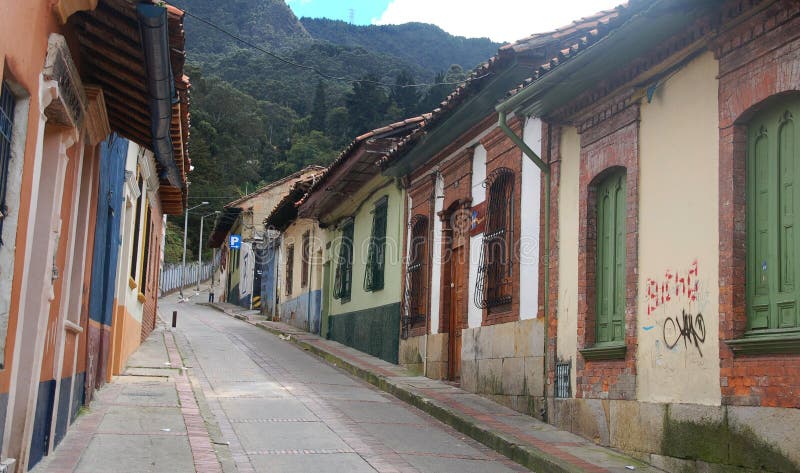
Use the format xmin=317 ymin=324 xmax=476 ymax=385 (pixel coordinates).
xmin=325 ymin=176 xmax=405 ymax=315
xmin=637 ymin=51 xmax=720 ymax=405
xmin=281 ymin=218 xmax=323 ymax=299
xmin=557 ymin=127 xmax=581 ymax=392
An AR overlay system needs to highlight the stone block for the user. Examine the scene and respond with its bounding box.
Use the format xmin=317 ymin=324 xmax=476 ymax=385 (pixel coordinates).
xmin=490 ymin=322 xmax=517 ymax=358
xmin=460 ymin=359 xmax=478 ymax=392
xmin=515 ymin=318 xmax=545 ymax=356
xmin=461 ymin=327 xmax=477 ymax=360
xmin=426 ymin=333 xmax=448 ymax=362
xmin=426 ymin=361 xmax=448 ymax=380
xmin=727 ymin=405 xmax=800 ymax=471
xmin=572 ymin=398 xmax=610 ymax=446
xmin=610 ymin=400 xmax=664 ymax=455
xmin=524 ymin=356 xmax=544 ymax=397
xmin=501 ymin=357 xmax=525 ymax=395
xmin=399 ymin=336 xmax=423 ymax=365
xmin=549 ymin=398 xmax=575 ymax=432
xmin=477 ymin=358 xmax=503 ymax=394
xmin=473 ymin=325 xmax=493 ymax=359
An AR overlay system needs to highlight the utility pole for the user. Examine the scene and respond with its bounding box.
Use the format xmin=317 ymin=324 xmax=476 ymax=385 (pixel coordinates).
xmin=198 ymin=210 xmax=219 ymax=293
xmin=180 ymin=201 xmax=209 ymax=300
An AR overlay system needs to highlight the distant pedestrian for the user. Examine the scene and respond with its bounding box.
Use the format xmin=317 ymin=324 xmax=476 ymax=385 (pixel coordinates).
xmin=208 ymin=291 xmax=215 ymax=303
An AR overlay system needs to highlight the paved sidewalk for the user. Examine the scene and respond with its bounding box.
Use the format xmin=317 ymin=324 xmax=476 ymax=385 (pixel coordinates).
xmin=210 ymin=301 xmax=662 ymax=473
xmin=33 ymin=319 xmax=223 ymax=473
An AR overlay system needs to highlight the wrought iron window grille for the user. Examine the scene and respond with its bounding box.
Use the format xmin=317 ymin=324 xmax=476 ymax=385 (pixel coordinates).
xmin=0 ymin=81 xmax=16 ymax=247
xmin=402 ymin=215 xmax=429 ymax=338
xmin=555 ymin=360 xmax=571 ymax=399
xmin=333 ymin=218 xmax=354 ymax=301
xmin=364 ymin=197 xmax=388 ymax=292
xmin=474 ymin=167 xmax=515 ymax=309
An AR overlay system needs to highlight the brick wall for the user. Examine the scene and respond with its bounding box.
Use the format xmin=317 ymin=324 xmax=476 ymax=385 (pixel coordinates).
xmin=715 ymin=2 xmax=800 ymax=408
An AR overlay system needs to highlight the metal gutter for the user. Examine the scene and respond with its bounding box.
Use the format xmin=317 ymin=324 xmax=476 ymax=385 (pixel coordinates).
xmin=496 ymin=110 xmax=551 ymax=420
xmin=136 ymin=3 xmax=184 ymax=190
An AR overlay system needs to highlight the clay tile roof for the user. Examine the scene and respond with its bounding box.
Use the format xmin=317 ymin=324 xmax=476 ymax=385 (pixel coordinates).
xmin=295 ymin=115 xmax=429 ymax=208
xmin=223 ymin=165 xmax=325 ymax=210
xmin=73 ymin=0 xmax=191 ymax=215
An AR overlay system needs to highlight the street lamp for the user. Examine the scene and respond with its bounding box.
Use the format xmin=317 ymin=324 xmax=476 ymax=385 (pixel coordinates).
xmin=180 ymin=201 xmax=209 ymax=300
xmin=198 ymin=210 xmax=220 ymax=293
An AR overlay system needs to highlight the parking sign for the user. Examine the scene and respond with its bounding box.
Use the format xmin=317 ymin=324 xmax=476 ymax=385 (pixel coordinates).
xmin=229 ymin=234 xmax=241 ymax=249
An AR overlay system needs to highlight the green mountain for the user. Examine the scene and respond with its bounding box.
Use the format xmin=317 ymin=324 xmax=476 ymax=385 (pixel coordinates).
xmin=164 ymin=0 xmax=501 ymax=261
xmin=301 ymin=19 xmax=499 ymax=75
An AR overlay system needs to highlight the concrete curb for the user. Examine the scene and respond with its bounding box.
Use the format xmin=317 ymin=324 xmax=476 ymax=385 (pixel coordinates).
xmin=250 ymin=321 xmax=583 ymax=473
xmin=207 ymin=303 xmax=644 ymax=473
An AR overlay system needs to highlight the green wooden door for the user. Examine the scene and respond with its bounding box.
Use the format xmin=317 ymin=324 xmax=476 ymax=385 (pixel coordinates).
xmin=596 ymin=170 xmax=626 ymax=344
xmin=747 ymin=98 xmax=800 ymax=332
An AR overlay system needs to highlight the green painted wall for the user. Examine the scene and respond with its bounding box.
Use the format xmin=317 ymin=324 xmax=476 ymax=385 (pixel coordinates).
xmin=328 ymin=303 xmax=401 ymax=364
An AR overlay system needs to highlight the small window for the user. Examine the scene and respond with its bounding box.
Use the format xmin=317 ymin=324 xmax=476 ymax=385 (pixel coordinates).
xmin=130 ymin=173 xmax=144 ymax=281
xmin=0 ymin=80 xmax=16 ymax=245
xmin=475 ymin=168 xmax=514 ymax=309
xmin=364 ymin=197 xmax=388 ymax=291
xmin=595 ymin=169 xmax=626 ymax=344
xmin=285 ymin=243 xmax=294 ymax=296
xmin=404 ymin=215 xmax=429 ymax=332
xmin=301 ymin=230 xmax=310 ymax=288
xmin=333 ymin=219 xmax=354 ymax=301
xmin=139 ymin=204 xmax=152 ymax=291
xmin=746 ymin=98 xmax=800 ymax=332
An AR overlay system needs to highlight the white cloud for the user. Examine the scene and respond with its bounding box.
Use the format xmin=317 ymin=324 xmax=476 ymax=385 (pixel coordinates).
xmin=373 ymin=0 xmax=622 ymax=43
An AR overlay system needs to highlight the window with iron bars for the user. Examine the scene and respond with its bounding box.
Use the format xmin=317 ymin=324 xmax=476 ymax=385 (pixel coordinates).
xmin=403 ymin=215 xmax=429 ymax=337
xmin=364 ymin=196 xmax=388 ymax=292
xmin=555 ymin=360 xmax=571 ymax=398
xmin=474 ymin=167 xmax=515 ymax=310
xmin=333 ymin=219 xmax=354 ymax=301
xmin=0 ymin=81 xmax=16 ymax=246
xmin=301 ymin=230 xmax=310 ymax=287
xmin=285 ymin=243 xmax=294 ymax=296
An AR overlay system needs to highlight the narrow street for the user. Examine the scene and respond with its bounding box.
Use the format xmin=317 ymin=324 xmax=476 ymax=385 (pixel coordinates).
xmin=164 ymin=299 xmax=529 ymax=473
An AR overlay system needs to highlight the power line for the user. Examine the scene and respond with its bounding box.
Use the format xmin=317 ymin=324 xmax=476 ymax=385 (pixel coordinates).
xmin=167 ymin=2 xmax=492 ymax=88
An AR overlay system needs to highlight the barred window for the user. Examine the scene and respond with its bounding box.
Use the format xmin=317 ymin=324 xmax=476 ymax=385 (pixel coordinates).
xmin=333 ymin=219 xmax=354 ymax=301
xmin=130 ymin=173 xmax=144 ymax=281
xmin=404 ymin=215 xmax=429 ymax=333
xmin=0 ymin=81 xmax=16 ymax=245
xmin=285 ymin=243 xmax=294 ymax=296
xmin=475 ymin=167 xmax=514 ymax=309
xmin=301 ymin=230 xmax=310 ymax=287
xmin=364 ymin=196 xmax=388 ymax=292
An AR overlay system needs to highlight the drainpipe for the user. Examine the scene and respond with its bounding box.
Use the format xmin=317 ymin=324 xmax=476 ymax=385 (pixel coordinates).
xmin=136 ymin=3 xmax=184 ymax=189
xmin=497 ymin=110 xmax=551 ymax=421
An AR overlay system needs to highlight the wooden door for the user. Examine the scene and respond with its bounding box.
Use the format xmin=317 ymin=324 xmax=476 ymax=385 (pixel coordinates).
xmin=448 ymin=245 xmax=466 ymax=381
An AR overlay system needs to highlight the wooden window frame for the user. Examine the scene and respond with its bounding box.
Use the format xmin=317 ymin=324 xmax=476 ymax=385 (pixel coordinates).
xmin=301 ymin=230 xmax=310 ymax=288
xmin=364 ymin=196 xmax=388 ymax=292
xmin=333 ymin=218 xmax=354 ymax=302
xmin=285 ymin=243 xmax=294 ymax=297
xmin=404 ymin=215 xmax=429 ymax=336
xmin=475 ymin=167 xmax=514 ymax=311
xmin=0 ymin=80 xmax=15 ymax=246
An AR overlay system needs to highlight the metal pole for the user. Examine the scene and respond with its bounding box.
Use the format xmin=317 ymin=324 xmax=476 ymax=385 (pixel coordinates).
xmin=180 ymin=205 xmax=188 ymax=299
xmin=172 ymin=310 xmax=177 ymax=328
xmin=198 ymin=215 xmax=204 ymax=293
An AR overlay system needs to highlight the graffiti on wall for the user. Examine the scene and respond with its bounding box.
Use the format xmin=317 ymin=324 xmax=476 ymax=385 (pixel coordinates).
xmin=644 ymin=260 xmax=707 ymax=357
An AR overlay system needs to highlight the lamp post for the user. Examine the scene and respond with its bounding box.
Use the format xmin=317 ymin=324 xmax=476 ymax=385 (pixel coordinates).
xmin=198 ymin=210 xmax=220 ymax=293
xmin=180 ymin=201 xmax=209 ymax=300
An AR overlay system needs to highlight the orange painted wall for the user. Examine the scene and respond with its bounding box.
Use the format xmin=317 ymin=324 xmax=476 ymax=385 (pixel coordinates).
xmin=0 ymin=0 xmax=64 ymax=395
xmin=109 ymin=303 xmax=142 ymax=379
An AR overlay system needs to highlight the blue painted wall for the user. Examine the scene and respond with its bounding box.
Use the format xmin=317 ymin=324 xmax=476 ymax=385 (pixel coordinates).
xmin=260 ymin=242 xmax=278 ymax=316
xmin=88 ymin=135 xmax=127 ymax=326
xmin=278 ymin=290 xmax=322 ymax=334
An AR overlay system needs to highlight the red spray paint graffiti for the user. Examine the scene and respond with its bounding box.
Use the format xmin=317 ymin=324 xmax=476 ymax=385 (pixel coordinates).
xmin=646 ymin=260 xmax=699 ymax=316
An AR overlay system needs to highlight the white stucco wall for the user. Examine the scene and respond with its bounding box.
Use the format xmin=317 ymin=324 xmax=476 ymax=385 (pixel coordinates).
xmin=467 ymin=145 xmax=487 ymax=329
xmin=429 ymin=173 xmax=444 ymax=333
xmin=520 ymin=117 xmax=542 ymax=320
xmin=636 ymin=51 xmax=720 ymax=405
xmin=557 ymin=127 xmax=580 ymax=393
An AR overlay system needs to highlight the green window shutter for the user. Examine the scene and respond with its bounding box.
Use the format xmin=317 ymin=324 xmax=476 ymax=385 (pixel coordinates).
xmin=333 ymin=219 xmax=354 ymax=300
xmin=364 ymin=197 xmax=388 ymax=291
xmin=595 ymin=170 xmax=626 ymax=344
xmin=747 ymin=97 xmax=800 ymax=333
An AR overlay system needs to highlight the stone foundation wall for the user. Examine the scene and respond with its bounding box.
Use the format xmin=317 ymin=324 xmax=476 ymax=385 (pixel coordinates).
xmin=398 ymin=333 xmax=448 ymax=379
xmin=461 ymin=318 xmax=545 ymax=418
xmin=549 ymin=398 xmax=800 ymax=472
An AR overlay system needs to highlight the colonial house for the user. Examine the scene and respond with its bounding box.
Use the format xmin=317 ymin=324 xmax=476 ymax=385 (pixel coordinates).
xmin=496 ymin=0 xmax=800 ymax=470
xmin=0 ymin=0 xmax=189 ymax=470
xmin=263 ymin=170 xmax=325 ymax=332
xmin=297 ymin=119 xmax=425 ymax=363
xmin=207 ymin=166 xmax=323 ymax=309
xmin=379 ymin=13 xmax=617 ymax=415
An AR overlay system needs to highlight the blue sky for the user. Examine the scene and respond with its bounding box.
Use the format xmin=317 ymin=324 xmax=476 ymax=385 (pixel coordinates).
xmin=286 ymin=0 xmax=623 ymax=43
xmin=286 ymin=0 xmax=390 ymax=26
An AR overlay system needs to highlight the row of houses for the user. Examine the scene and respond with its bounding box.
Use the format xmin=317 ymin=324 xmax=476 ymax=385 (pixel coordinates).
xmin=0 ymin=1 xmax=190 ymax=471
xmin=210 ymin=0 xmax=799 ymax=471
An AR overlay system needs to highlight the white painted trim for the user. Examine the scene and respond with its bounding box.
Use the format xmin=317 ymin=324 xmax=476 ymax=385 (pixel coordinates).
xmin=520 ymin=117 xmax=542 ymax=320
xmin=429 ymin=174 xmax=444 ymax=334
